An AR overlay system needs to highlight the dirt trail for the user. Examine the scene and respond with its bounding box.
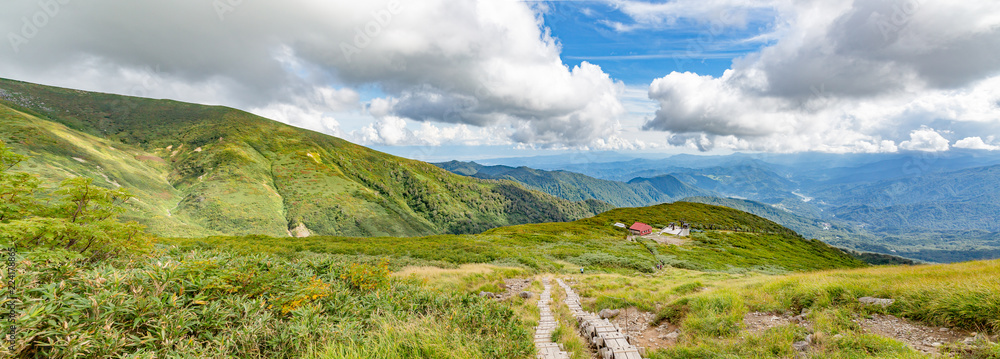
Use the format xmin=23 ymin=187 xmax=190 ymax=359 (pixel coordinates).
xmin=743 ymin=311 xmax=990 ymax=356
xmin=856 ymin=314 xmax=980 ymax=356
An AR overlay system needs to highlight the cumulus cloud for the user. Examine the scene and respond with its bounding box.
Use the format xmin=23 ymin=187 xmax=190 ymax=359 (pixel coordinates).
xmin=637 ymin=0 xmax=1000 ymax=152
xmin=349 ymin=115 xmax=510 ymax=147
xmin=0 ymin=0 xmax=626 ymax=148
xmin=899 ymin=127 xmax=950 ymax=152
xmin=605 ymin=0 xmax=780 ymax=31
xmin=954 ymin=136 xmax=1000 ymax=151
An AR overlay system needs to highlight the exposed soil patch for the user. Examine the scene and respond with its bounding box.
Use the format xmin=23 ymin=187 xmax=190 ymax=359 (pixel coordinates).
xmin=643 ymin=233 xmax=688 ymax=246
xmin=135 ymin=155 xmax=165 ymax=163
xmin=744 ymin=311 xmax=810 ymax=333
xmin=608 ymin=308 xmax=681 ymax=352
xmin=498 ymin=278 xmax=532 ymax=301
xmin=855 ymin=314 xmax=976 ymax=356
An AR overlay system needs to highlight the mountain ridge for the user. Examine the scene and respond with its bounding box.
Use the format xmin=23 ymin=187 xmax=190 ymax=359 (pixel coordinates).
xmin=435 ymin=160 xmax=711 ymax=207
xmin=0 ymin=78 xmax=611 ymax=238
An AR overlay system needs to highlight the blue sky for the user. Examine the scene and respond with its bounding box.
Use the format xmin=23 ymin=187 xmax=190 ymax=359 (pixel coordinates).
xmin=542 ymin=1 xmax=765 ymax=83
xmin=2 ymin=0 xmax=998 ymax=161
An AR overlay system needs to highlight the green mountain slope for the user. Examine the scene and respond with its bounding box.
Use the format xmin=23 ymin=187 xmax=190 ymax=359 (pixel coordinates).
xmin=172 ymin=201 xmax=866 ymax=274
xmin=0 ymin=78 xmax=611 ymax=238
xmin=679 ymin=196 xmax=863 ymax=241
xmin=435 ymin=160 xmax=711 ymax=207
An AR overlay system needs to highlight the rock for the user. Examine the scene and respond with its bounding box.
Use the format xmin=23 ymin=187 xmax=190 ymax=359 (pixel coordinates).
xmin=792 ymin=341 xmax=810 ymax=351
xmin=479 ymin=291 xmax=495 ymax=298
xmin=939 ymin=327 xmax=950 ymax=332
xmin=664 ymin=332 xmax=680 ymax=340
xmin=599 ymin=308 xmax=621 ymax=319
xmin=805 ymin=334 xmax=814 ymax=344
xmin=519 ymin=291 xmax=533 ymax=299
xmin=931 ymin=342 xmax=942 ymax=347
xmin=858 ymin=297 xmax=895 ymax=307
xmin=833 ymin=334 xmax=844 ymax=340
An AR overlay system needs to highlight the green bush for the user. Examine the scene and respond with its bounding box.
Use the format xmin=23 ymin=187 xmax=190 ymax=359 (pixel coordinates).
xmin=0 ymin=247 xmax=532 ymax=358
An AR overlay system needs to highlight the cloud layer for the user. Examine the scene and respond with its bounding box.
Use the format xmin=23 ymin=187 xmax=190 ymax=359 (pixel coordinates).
xmin=1 ymin=0 xmax=625 ymax=148
xmin=637 ymin=0 xmax=1000 ymax=152
xmin=3 ymin=0 xmax=999 ymax=154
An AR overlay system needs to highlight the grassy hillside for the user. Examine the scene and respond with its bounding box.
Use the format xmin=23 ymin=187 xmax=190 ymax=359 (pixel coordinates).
xmin=435 ymin=160 xmax=711 ymax=207
xmin=13 ymin=190 xmax=991 ymax=358
xmin=0 ymin=78 xmax=610 ymax=238
xmin=166 ymin=202 xmax=866 ymax=274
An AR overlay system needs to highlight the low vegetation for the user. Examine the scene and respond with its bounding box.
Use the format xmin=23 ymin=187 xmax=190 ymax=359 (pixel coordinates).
xmin=567 ymin=261 xmax=1000 ymax=358
xmin=0 ymin=77 xmax=610 ymax=239
xmin=161 ymin=201 xmax=866 ymax=276
xmin=0 ymin=246 xmax=533 ymax=358
xmin=2 ymin=134 xmax=996 ymax=358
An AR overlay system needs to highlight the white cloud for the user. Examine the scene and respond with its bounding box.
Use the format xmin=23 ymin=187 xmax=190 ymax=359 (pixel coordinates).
xmin=954 ymin=136 xmax=1000 ymax=151
xmin=0 ymin=0 xmax=626 ymax=148
xmin=349 ymin=115 xmax=511 ymax=148
xmin=637 ymin=0 xmax=1000 ymax=153
xmin=607 ymin=0 xmax=781 ymax=31
xmin=250 ymin=103 xmax=344 ymax=137
xmin=899 ymin=127 xmax=950 ymax=152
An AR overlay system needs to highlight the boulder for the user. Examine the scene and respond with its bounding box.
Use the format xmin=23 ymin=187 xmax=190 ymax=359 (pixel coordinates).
xmin=599 ymin=309 xmax=620 ymax=319
xmin=519 ymin=291 xmax=533 ymax=299
xmin=858 ymin=297 xmax=895 ymax=307
xmin=479 ymin=291 xmax=496 ymax=298
xmin=792 ymin=341 xmax=810 ymax=351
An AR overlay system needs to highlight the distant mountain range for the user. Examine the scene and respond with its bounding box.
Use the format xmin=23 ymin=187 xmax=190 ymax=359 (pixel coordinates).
xmin=5 ymin=77 xmax=999 ymax=263
xmin=450 ymin=151 xmax=1000 ymax=263
xmin=0 ymin=78 xmax=610 ymax=238
xmin=434 ymin=161 xmax=709 ymax=207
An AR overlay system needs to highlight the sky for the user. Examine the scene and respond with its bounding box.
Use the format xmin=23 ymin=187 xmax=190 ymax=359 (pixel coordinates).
xmin=2 ymin=0 xmax=999 ymax=161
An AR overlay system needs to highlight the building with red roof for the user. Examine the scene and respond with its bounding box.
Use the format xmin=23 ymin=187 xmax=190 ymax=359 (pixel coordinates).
xmin=628 ymin=222 xmax=653 ymax=236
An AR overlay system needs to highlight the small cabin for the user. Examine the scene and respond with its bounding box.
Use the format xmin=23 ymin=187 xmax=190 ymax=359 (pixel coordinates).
xmin=628 ymin=222 xmax=653 ymax=236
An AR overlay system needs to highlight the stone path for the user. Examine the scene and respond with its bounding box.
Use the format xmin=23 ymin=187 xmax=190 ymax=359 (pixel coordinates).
xmin=557 ymin=279 xmax=645 ymax=359
xmin=535 ymin=278 xmax=569 ymax=359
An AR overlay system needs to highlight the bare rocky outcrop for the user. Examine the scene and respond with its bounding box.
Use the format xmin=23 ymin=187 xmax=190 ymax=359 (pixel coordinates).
xmin=858 ymin=297 xmax=895 ymax=307
xmin=288 ymin=223 xmax=311 ymax=238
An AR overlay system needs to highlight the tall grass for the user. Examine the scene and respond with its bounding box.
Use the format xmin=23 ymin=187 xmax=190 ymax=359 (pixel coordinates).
xmin=0 ymin=246 xmax=532 ymax=358
xmin=550 ymin=260 xmax=999 ymax=358
xmin=741 ymin=260 xmax=1000 ymax=332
